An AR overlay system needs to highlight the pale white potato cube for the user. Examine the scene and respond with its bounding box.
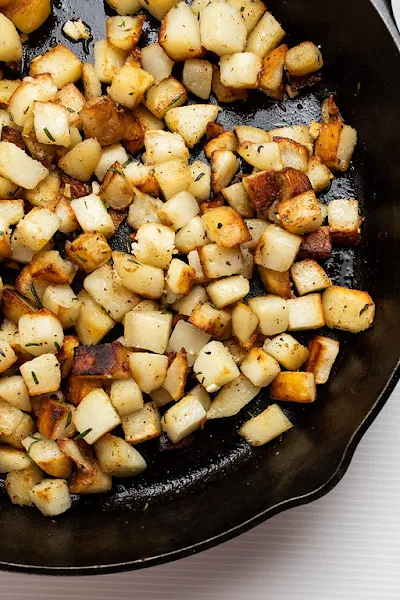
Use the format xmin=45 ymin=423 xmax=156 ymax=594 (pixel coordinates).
xmin=222 ymin=182 xmax=254 ymax=218
xmin=287 ymin=293 xmax=325 ymax=331
xmin=110 ymin=378 xmax=144 ymax=417
xmin=161 ymin=394 xmax=206 ymax=443
xmin=219 ymin=53 xmax=262 ymax=88
xmin=240 ymin=347 xmax=280 ymax=387
xmin=15 ymin=208 xmax=60 ymax=252
xmin=124 ymin=311 xmax=172 ymax=353
xmin=198 ymin=244 xmax=243 ymax=279
xmin=94 ymin=39 xmax=127 ymax=84
xmin=307 ymin=156 xmax=333 ymax=194
xmin=175 ymin=216 xmax=209 ymax=254
xmin=200 ymin=2 xmax=247 ymax=56
xmin=121 ymin=402 xmax=161 ymax=444
xmin=131 ymin=223 xmax=175 ymax=269
xmin=113 ymin=251 xmax=165 ymax=299
xmin=5 ymin=465 xmax=44 ymax=507
xmin=188 ymin=160 xmax=211 ymax=202
xmin=245 ymin=10 xmax=285 ymax=58
xmin=322 ymin=286 xmax=375 ymax=333
xmin=8 ymin=74 xmax=57 ymax=127
xmin=0 ymin=445 xmax=31 ymax=474
xmin=264 ymin=333 xmax=309 ymax=371
xmin=63 ymin=19 xmax=90 ymax=42
xmin=21 ymin=435 xmax=71 ymax=478
xmin=74 ymin=289 xmax=115 ymax=345
xmin=108 ymin=63 xmax=154 ymax=109
xmin=239 ymin=403 xmax=293 ymax=446
xmin=144 ymin=130 xmax=188 ymax=165
xmin=285 ymin=41 xmax=323 ymax=76
xmin=0 ymin=399 xmax=25 ymax=438
xmin=167 ymin=320 xmax=210 ymax=367
xmin=254 ymin=224 xmax=301 ymax=272
xmin=18 ymin=311 xmax=64 ymax=357
xmin=270 ymin=371 xmax=317 ymax=403
xmin=0 ymin=142 xmax=49 ymax=190
xmin=58 ymin=138 xmax=102 ymax=182
xmin=226 ymin=0 xmax=265 ymax=33
xmin=234 ymin=125 xmax=270 ymax=145
xmin=0 ymin=13 xmax=23 ymax=63
xmin=33 ymin=102 xmax=70 ymax=147
xmin=327 ymin=198 xmax=361 ymax=245
xmin=141 ymin=43 xmax=174 ymax=83
xmin=242 ymin=219 xmax=269 ymax=250
xmin=158 ymin=191 xmax=199 ymax=231
xmin=165 ymin=104 xmax=220 ymax=148
xmin=19 ymin=353 xmax=61 ymax=396
xmin=187 ymin=383 xmax=211 ymax=411
xmin=159 ymin=1 xmax=202 ymax=61
xmin=231 ymin=302 xmax=259 ymax=349
xmin=304 ymin=335 xmax=340 ymax=384
xmin=129 ymin=352 xmax=168 ymax=393
xmin=210 ymin=150 xmax=240 ymax=193
xmin=207 ymin=276 xmax=250 ymax=309
xmin=193 ymin=340 xmax=240 ymax=393
xmin=84 ymin=264 xmax=138 ymax=323
xmin=94 ymin=434 xmax=146 ymax=477
xmin=0 ymin=411 xmax=35 ymax=450
xmin=238 ymin=141 xmax=283 ymax=171
xmin=149 ymin=387 xmax=174 ymax=408
xmin=127 ymin=191 xmax=163 ymax=230
xmin=0 ymin=376 xmax=31 ymax=412
xmin=172 ymin=285 xmax=208 ymax=316
xmin=290 ymin=259 xmax=331 ymax=296
xmin=29 ymin=478 xmax=71 ymax=516
xmin=182 ymin=59 xmax=213 ymax=99
xmin=94 ymin=144 xmax=128 ymax=182
xmin=70 ymin=194 xmax=115 ymax=239
xmin=153 ymin=158 xmax=192 ymax=200
xmin=248 ymin=295 xmax=288 ymax=336
xmin=72 ymin=389 xmax=121 ymax=445
xmin=188 ymin=249 xmax=208 ymax=283
xmin=0 ymin=340 xmax=17 ymax=373
xmin=166 ymin=259 xmax=196 ymax=295
xmin=30 ymin=44 xmax=83 ymax=88
xmin=207 ymin=374 xmax=260 ymax=420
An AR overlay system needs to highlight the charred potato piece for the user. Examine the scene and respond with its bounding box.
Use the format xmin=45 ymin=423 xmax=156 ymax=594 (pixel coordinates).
xmin=64 ymin=375 xmax=103 ymax=407
xmin=298 ymin=226 xmax=332 ymax=260
xmin=73 ymin=343 xmax=130 ymax=380
xmin=36 ymin=396 xmax=75 ymax=440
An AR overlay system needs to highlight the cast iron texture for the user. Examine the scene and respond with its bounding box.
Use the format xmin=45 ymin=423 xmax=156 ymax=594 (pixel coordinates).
xmin=0 ymin=0 xmax=399 ymax=575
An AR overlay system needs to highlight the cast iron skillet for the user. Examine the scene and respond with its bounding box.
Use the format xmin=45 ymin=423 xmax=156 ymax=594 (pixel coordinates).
xmin=0 ymin=0 xmax=399 ymax=576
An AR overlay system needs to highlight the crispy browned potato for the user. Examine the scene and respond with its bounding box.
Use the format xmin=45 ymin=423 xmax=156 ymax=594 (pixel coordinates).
xmin=298 ymin=226 xmax=332 ymax=260
xmin=211 ymin=65 xmax=248 ymax=103
xmin=2 ymin=0 xmax=51 ymax=33
xmin=189 ymin=303 xmax=231 ymax=340
xmin=80 ymin=97 xmax=123 ymax=146
xmin=69 ymin=457 xmax=112 ymax=494
xmin=206 ymin=122 xmax=225 ymax=140
xmin=65 ymin=232 xmax=112 ymax=273
xmin=56 ymin=335 xmax=80 ymax=379
xmin=243 ymin=170 xmax=280 ymax=216
xmin=23 ymin=132 xmax=57 ymax=169
xmin=36 ymin=396 xmax=74 ymax=439
xmin=57 ymin=439 xmax=94 ymax=473
xmin=1 ymin=126 xmax=25 ymax=150
xmin=259 ymin=44 xmax=287 ymax=100
xmin=60 ymin=172 xmax=92 ymax=199
xmin=258 ymin=266 xmax=292 ymax=299
xmin=1 ymin=287 xmax=36 ymax=324
xmin=100 ymin=161 xmax=135 ymax=210
xmin=276 ymin=167 xmax=312 ymax=201
xmin=72 ymin=343 xmax=130 ymax=380
xmin=29 ymin=251 xmax=77 ymax=284
xmin=64 ymin=375 xmax=103 ymax=406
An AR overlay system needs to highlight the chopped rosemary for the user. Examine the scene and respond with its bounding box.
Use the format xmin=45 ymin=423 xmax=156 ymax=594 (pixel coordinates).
xmin=30 ymin=282 xmax=43 ymax=308
xmin=25 ymin=342 xmax=41 ymax=347
xmin=27 ymin=434 xmax=43 ymax=456
xmin=257 ymin=145 xmax=263 ymax=153
xmin=74 ymin=427 xmax=93 ymax=441
xmin=65 ymin=411 xmax=72 ymax=428
xmin=83 ymin=34 xmax=93 ymax=55
xmin=127 ymin=258 xmax=139 ymax=264
xmin=169 ymin=95 xmax=181 ymax=107
xmin=77 ymin=255 xmax=88 ymax=262
xmin=54 ymin=341 xmax=61 ymax=351
xmin=194 ymin=172 xmax=205 ymax=182
xmin=23 ymin=106 xmax=29 ymax=114
xmin=43 ymin=127 xmax=55 ymax=142
xmin=8 ymin=113 xmax=13 ymax=121
xmin=107 ymin=167 xmax=122 ymax=175
xmin=31 ymin=371 xmax=39 ymax=385
xmin=67 ymin=107 xmax=75 ymax=113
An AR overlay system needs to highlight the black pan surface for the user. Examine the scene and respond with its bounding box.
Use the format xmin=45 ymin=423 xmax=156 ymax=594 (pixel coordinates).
xmin=0 ymin=0 xmax=400 ymax=575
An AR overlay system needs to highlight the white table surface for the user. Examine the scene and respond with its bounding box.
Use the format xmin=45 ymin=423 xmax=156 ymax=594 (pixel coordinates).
xmin=2 ymin=382 xmax=400 ymax=599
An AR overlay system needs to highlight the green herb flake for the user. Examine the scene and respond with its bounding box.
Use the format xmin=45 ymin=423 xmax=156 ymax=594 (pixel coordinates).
xmin=359 ymin=303 xmax=371 ymax=316
xmin=27 ymin=434 xmax=43 ymax=456
xmin=240 ymin=6 xmax=245 ymax=11
xmin=77 ymin=255 xmax=88 ymax=263
xmin=122 ymin=156 xmax=133 ymax=168
xmin=217 ymin=222 xmax=223 ymax=229
xmin=25 ymin=342 xmax=41 ymax=347
xmin=43 ymin=127 xmax=56 ymax=142
xmin=118 ymin=20 xmax=126 ymax=27
xmin=74 ymin=427 xmax=93 ymax=441
xmin=106 ymin=167 xmax=122 ymax=175
xmin=31 ymin=371 xmax=39 ymax=385
xmin=143 ymin=502 xmax=149 ymax=512
xmin=54 ymin=341 xmax=61 ymax=351
xmin=83 ymin=34 xmax=93 ymax=55
xmin=127 ymin=258 xmax=139 ymax=265
xmin=8 ymin=113 xmax=13 ymax=122
xmin=194 ymin=172 xmax=205 ymax=182
xmin=355 ymin=81 xmax=361 ymax=96
xmin=129 ymin=91 xmax=135 ymax=96
xmin=65 ymin=411 xmax=72 ymax=428
xmin=169 ymin=95 xmax=181 ymax=107
xmin=67 ymin=107 xmax=75 ymax=113
xmin=30 ymin=282 xmax=43 ymax=308
xmin=257 ymin=145 xmax=263 ymax=154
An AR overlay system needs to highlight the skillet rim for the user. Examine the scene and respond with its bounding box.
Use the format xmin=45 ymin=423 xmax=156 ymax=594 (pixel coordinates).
xmin=0 ymin=0 xmax=399 ymax=576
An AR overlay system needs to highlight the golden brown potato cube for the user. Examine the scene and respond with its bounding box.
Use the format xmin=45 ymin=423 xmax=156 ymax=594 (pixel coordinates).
xmin=242 ymin=170 xmax=280 ymax=216
xmin=258 ymin=44 xmax=287 ymax=99
xmin=80 ymin=96 xmax=123 ymax=147
xmin=327 ymin=198 xmax=361 ymax=246
xmin=211 ymin=65 xmax=248 ymax=103
xmin=29 ymin=250 xmax=77 ymax=284
xmin=298 ymin=226 xmax=332 ymax=260
xmin=56 ymin=335 xmax=79 ymax=379
xmin=29 ymin=44 xmax=82 ymax=88
xmin=121 ymin=402 xmax=161 ymax=445
xmin=290 ymin=259 xmax=331 ymax=296
xmin=204 ymin=131 xmax=238 ymax=160
xmin=56 ymin=83 xmax=86 ymax=128
xmin=108 ymin=63 xmax=154 ymax=110
xmin=69 ymin=457 xmax=112 ymax=494
xmin=2 ymin=0 xmax=51 ymax=34
xmin=189 ymin=302 xmax=231 ymax=340
xmin=315 ymin=122 xmax=357 ymax=172
xmin=285 ymin=41 xmax=323 ymax=77
xmin=202 ymin=206 xmax=250 ymax=248
xmin=64 ymin=375 xmax=103 ymax=407
xmin=57 ymin=438 xmax=94 ymax=473
xmin=276 ymin=167 xmax=312 ymax=201
xmin=1 ymin=287 xmax=36 ymax=324
xmin=144 ymin=77 xmax=187 ymax=119
xmin=106 ymin=15 xmax=145 ymax=52
xmin=99 ymin=161 xmax=134 ymax=210
xmin=258 ymin=266 xmax=292 ymax=299
xmin=36 ymin=397 xmax=75 ymax=440
xmin=163 ymin=350 xmax=188 ymax=401
xmin=322 ymin=286 xmax=375 ymax=333
xmin=304 ymin=335 xmax=340 ymax=384
xmin=270 ymin=371 xmax=316 ymax=403
xmin=65 ymin=232 xmax=112 ymax=273
xmin=82 ymin=62 xmax=102 ymax=101
xmin=73 ymin=344 xmax=130 ymax=380
xmin=24 ymin=170 xmax=61 ymax=211
xmin=278 ymin=190 xmax=322 ymax=235
xmin=5 ymin=465 xmax=44 ymax=507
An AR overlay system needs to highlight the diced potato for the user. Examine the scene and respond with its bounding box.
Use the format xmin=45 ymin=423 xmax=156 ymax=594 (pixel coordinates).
xmin=19 ymin=353 xmax=61 ymax=396
xmin=162 ymin=350 xmax=188 ymax=401
xmin=54 ymin=198 xmax=79 ymax=235
xmin=0 ymin=375 xmax=31 ymax=412
xmin=14 ymin=207 xmax=59 ymax=252
xmin=201 ymin=206 xmax=250 ymax=247
xmin=131 ymin=222 xmax=175 ymax=269
xmin=171 ymin=285 xmax=207 ymax=317
xmin=94 ymin=39 xmax=127 ymax=84
xmin=207 ymin=276 xmax=250 ymax=310
xmin=0 ymin=410 xmax=35 ymax=449
xmin=62 ymin=19 xmax=90 ymax=42
xmin=204 ymin=130 xmax=238 ymax=159
xmin=254 ymin=224 xmax=301 ymax=272
xmin=74 ymin=289 xmax=115 ymax=345
xmin=106 ymin=15 xmax=145 ymax=51
xmin=0 ymin=142 xmax=48 ymax=189
xmin=304 ymin=335 xmax=340 ymax=384
xmin=43 ymin=285 xmax=81 ymax=329
xmin=121 ymin=401 xmax=161 ymax=444
xmin=128 ymin=352 xmax=168 ymax=393
xmin=55 ymin=335 xmax=79 ymax=379
xmin=287 ymin=293 xmax=325 ymax=331
xmin=167 ymin=320 xmax=210 ymax=367
xmin=299 ymin=226 xmax=332 ymax=260
xmin=159 ymin=2 xmax=202 ymax=61
xmin=238 ymin=141 xmax=283 ymax=172
xmin=198 ymin=243 xmax=244 ymax=279
xmin=109 ymin=63 xmax=154 ymax=109
xmin=258 ymin=266 xmax=291 ymax=300
xmin=30 ymin=44 xmax=82 ymax=88
xmin=99 ymin=163 xmax=134 ymax=210
xmin=8 ymin=75 xmax=57 ymax=129
xmin=175 ymin=216 xmax=209 ymax=254
xmin=65 ymin=232 xmax=112 ymax=274
xmin=58 ymin=138 xmax=102 ymax=182
xmin=234 ymin=125 xmax=269 ymax=145
xmin=0 ymin=399 xmax=25 ymax=438
xmin=0 ymin=340 xmax=17 ymax=373
xmin=32 ymin=101 xmax=70 ymax=148
xmin=210 ymin=150 xmax=239 ymax=194
xmin=95 ymin=433 xmax=146 ymax=477
xmin=193 ymin=340 xmax=240 ymax=393
xmin=158 ymin=191 xmax=199 ymax=231
xmin=0 ymin=13 xmax=22 ymax=62
xmin=270 ymin=371 xmax=316 ymax=403
xmin=200 ymin=2 xmax=247 ymax=55
xmin=231 ymin=302 xmax=259 ymax=349
xmin=161 ymin=393 xmax=206 ymax=443
xmin=315 ymin=122 xmax=357 ymax=172
xmin=211 ymin=64 xmax=248 ymax=103
xmin=322 ymin=286 xmax=375 ymax=333
xmin=263 ymin=333 xmax=309 ymax=370
xmin=124 ymin=311 xmax=172 ymax=354
xmin=0 ymin=444 xmax=31 ymax=473
xmin=241 ymin=219 xmax=269 ymax=252
xmin=124 ymin=161 xmax=160 ymax=196
xmin=221 ymin=182 xmax=254 ymax=218
xmin=290 ymin=259 xmax=331 ymax=296
xmin=5 ymin=465 xmax=44 ymax=507
xmin=165 ymin=104 xmax=220 ymax=148
xmin=82 ymin=63 xmax=102 ymax=101
xmin=240 ymin=347 xmax=280 ymax=387
xmin=94 ymin=144 xmax=128 ymax=182
xmin=18 ymin=310 xmax=64 ymax=357
xmin=278 ymin=190 xmax=322 ymax=235
xmin=226 ymin=0 xmax=265 ymax=33
xmin=144 ymin=130 xmax=188 ymax=165
xmin=84 ymin=264 xmax=138 ymax=322
xmin=285 ymin=41 xmax=323 ymax=76
xmin=189 ymin=302 xmax=231 ymax=340
xmin=110 ymin=378 xmax=144 ymax=416
xmin=141 ymin=43 xmax=174 ymax=83
xmin=307 ymin=156 xmax=333 ymax=193
xmin=182 ymin=59 xmax=212 ymax=100
xmin=106 ymin=0 xmax=141 ymax=15
xmin=2 ymin=0 xmax=51 ymax=34
xmin=273 ymin=137 xmax=309 ymax=173
xmin=242 ymin=171 xmax=280 ymax=216
xmin=70 ymin=193 xmax=115 ymax=239
xmin=72 ymin=389 xmax=121 ymax=445
xmin=327 ymin=198 xmax=361 ymax=245
xmin=73 ymin=343 xmax=129 ymax=380
xmin=63 ymin=376 xmax=102 ymax=407
xmin=69 ymin=456 xmax=112 ymax=494
xmin=29 ymin=478 xmax=71 ymax=516
xmin=188 ymin=249 xmax=208 ymax=283
xmin=145 ymin=76 xmax=187 ymax=119
xmin=165 ymin=259 xmax=195 ymax=296
xmin=219 ymin=52 xmax=262 ymax=88
xmin=29 ymin=250 xmax=76 ymax=286
xmin=36 ymin=397 xmax=75 ymax=440
xmin=258 ymin=44 xmax=287 ymax=99
xmin=207 ymin=374 xmax=260 ymax=419
xmin=245 ymin=10 xmax=285 ymax=57
xmin=152 ymin=159 xmax=191 ymax=201
xmin=127 ymin=192 xmax=161 ymax=230
xmin=248 ymin=295 xmax=288 ymax=336
xmin=113 ymin=251 xmax=165 ymax=299
xmin=21 ymin=435 xmax=72 ymax=477
xmin=239 ymin=403 xmax=293 ymax=446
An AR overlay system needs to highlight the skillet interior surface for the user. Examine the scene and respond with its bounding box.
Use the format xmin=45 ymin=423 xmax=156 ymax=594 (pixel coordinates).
xmin=0 ymin=0 xmax=400 ymax=575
